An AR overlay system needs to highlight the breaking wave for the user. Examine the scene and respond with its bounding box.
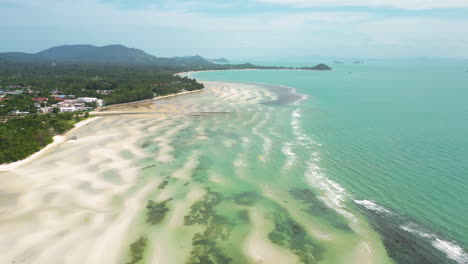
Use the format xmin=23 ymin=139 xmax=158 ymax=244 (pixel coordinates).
xmin=354 ymin=200 xmax=392 ymax=214
xmin=401 ymin=224 xmax=468 ymax=264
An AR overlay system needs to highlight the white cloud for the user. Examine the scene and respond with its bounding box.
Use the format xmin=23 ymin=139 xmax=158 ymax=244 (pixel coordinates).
xmin=253 ymin=0 xmax=468 ymax=10
xmin=1 ymin=0 xmax=468 ymax=58
xmin=357 ymin=18 xmax=468 ymax=57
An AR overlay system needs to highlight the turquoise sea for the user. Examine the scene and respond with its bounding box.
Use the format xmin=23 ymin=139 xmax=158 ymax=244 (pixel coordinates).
xmin=193 ymin=60 xmax=468 ymax=264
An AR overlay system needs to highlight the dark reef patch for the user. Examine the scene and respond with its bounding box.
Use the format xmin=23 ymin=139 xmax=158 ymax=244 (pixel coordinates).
xmin=146 ymin=198 xmax=172 ymax=225
xmin=232 ymin=191 xmax=261 ymax=206
xmin=126 ymin=236 xmax=148 ymax=264
xmin=289 ymin=188 xmax=352 ymax=232
xmin=184 ymin=190 xmax=235 ymax=264
xmin=237 ymin=210 xmax=250 ymax=223
xmin=142 ymin=164 xmax=157 ymax=170
xmin=158 ymin=178 xmax=170 ymax=190
xmin=186 ymin=237 xmax=233 ymax=264
xmin=268 ymin=204 xmax=324 ymax=264
xmin=184 ymin=190 xmax=222 ymax=226
xmin=141 ymin=141 xmax=151 ymax=148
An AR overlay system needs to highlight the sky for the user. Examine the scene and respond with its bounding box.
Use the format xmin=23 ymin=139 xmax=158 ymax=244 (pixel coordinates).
xmin=1 ymin=0 xmax=468 ymax=59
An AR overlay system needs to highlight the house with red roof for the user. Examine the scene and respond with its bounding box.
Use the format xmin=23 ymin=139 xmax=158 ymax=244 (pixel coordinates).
xmin=32 ymin=97 xmax=48 ymax=101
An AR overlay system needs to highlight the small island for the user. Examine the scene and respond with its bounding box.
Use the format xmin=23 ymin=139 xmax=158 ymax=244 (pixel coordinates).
xmin=299 ymin=63 xmax=333 ymax=71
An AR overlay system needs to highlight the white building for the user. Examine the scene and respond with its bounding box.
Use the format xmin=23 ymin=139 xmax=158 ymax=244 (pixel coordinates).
xmin=60 ymin=106 xmax=76 ymax=112
xmin=11 ymin=110 xmax=30 ymax=115
xmin=77 ymin=97 xmax=98 ymax=103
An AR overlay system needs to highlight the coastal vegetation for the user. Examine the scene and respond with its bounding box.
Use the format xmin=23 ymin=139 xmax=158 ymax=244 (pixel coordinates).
xmin=0 ymin=62 xmax=205 ymax=107
xmin=0 ymin=112 xmax=88 ymax=164
xmin=0 ymin=94 xmax=38 ymax=115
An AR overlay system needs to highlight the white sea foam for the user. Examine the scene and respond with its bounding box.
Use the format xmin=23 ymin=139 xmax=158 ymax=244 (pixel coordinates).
xmin=354 ymin=200 xmax=392 ymax=214
xmin=291 ymin=108 xmax=354 ymax=221
xmin=294 ymin=93 xmax=309 ymax=106
xmin=251 ymin=112 xmax=273 ymax=157
xmin=282 ymin=143 xmax=296 ymax=157
xmin=261 ymin=136 xmax=272 ymax=157
xmin=281 ymin=143 xmax=296 ymax=169
xmin=401 ymin=224 xmax=468 ymax=264
xmin=304 ymin=159 xmax=356 ymax=223
xmin=400 ymin=224 xmax=433 ymax=238
xmin=290 ymin=109 xmax=319 ymax=148
xmin=433 ymin=239 xmax=468 ymax=264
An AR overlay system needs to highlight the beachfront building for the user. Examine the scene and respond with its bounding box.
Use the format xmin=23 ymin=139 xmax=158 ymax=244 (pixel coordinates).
xmin=51 ymin=99 xmax=93 ymax=113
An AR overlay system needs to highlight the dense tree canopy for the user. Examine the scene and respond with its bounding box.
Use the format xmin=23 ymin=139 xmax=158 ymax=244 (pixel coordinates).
xmin=0 ymin=63 xmax=207 ymax=107
xmin=0 ymin=113 xmax=85 ymax=164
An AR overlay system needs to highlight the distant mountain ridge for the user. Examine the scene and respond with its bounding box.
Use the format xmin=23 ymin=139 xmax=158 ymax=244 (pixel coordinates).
xmin=36 ymin=44 xmax=155 ymax=63
xmin=0 ymin=44 xmax=332 ymax=71
xmin=0 ymin=44 xmax=215 ymax=66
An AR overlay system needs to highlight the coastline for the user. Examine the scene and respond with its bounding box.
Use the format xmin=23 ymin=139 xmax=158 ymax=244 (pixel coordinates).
xmin=92 ymin=89 xmax=204 ymax=114
xmin=0 ymin=117 xmax=100 ymax=171
xmin=152 ymin=89 xmax=204 ymax=101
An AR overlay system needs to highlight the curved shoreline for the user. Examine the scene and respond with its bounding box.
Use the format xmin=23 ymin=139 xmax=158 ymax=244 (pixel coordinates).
xmin=180 ymin=70 xmax=309 ymax=106
xmin=0 ymin=117 xmax=100 ymax=171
